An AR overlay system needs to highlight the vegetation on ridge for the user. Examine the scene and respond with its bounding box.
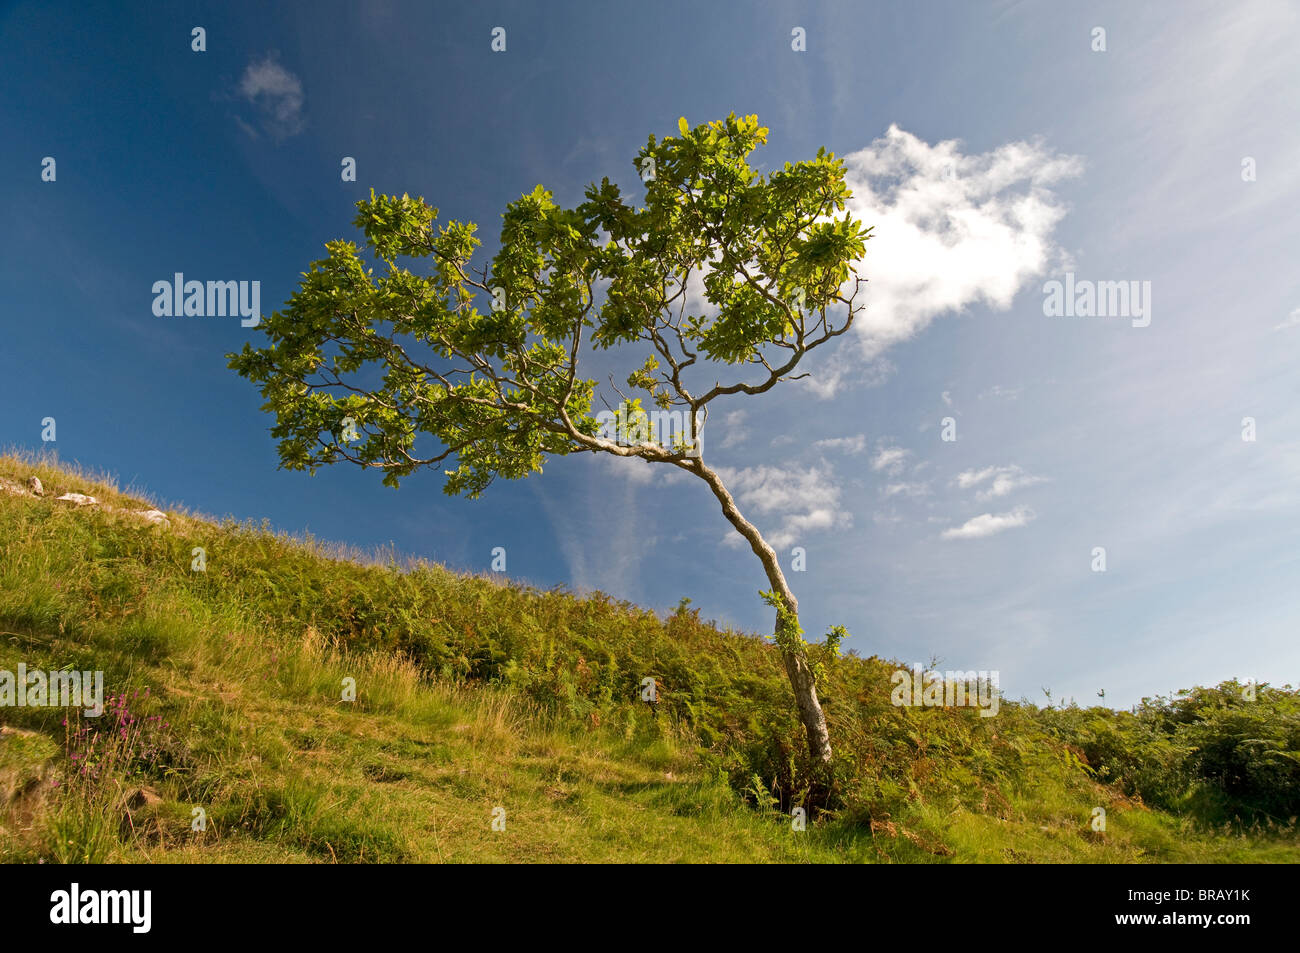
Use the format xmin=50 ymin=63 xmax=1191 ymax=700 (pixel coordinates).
xmin=0 ymin=450 xmax=1295 ymax=863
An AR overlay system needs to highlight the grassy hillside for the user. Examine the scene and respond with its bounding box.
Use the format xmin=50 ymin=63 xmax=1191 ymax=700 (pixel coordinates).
xmin=0 ymin=451 xmax=1295 ymax=863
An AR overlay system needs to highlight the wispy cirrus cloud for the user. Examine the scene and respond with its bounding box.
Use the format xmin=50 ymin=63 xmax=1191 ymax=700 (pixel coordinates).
xmin=235 ymin=56 xmax=306 ymax=140
xmin=814 ymin=433 xmax=867 ymax=455
xmin=979 ymin=384 xmax=1023 ymax=401
xmin=941 ymin=506 xmax=1035 ymax=540
xmin=717 ymin=409 xmax=750 ymax=450
xmin=955 ymin=464 xmax=1046 ymax=501
xmin=871 ymin=444 xmax=910 ymax=475
xmin=881 ymin=481 xmax=930 ymax=499
xmin=714 ymin=464 xmax=849 ymax=549
xmin=1273 ymin=306 xmax=1300 ymax=331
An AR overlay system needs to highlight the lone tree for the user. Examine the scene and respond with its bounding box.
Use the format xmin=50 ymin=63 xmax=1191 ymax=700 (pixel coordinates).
xmin=229 ymin=114 xmax=870 ymax=764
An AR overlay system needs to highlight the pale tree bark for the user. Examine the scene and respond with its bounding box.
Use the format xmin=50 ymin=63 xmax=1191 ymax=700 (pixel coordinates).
xmin=428 ymin=247 xmax=859 ymax=767
xmin=689 ymin=460 xmax=833 ymax=764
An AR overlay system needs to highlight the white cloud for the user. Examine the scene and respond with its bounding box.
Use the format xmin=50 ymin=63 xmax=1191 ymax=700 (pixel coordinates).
xmin=882 ymin=481 xmax=930 ymax=498
xmin=871 ymin=444 xmax=910 ymax=475
xmin=834 ymin=125 xmax=1081 ymax=374
xmin=814 ymin=433 xmax=867 ymax=455
xmin=941 ymin=390 xmax=953 ymax=407
xmin=1273 ymin=307 xmax=1300 ymax=331
xmin=717 ymin=409 xmax=750 ymax=449
xmin=237 ymin=57 xmax=306 ymax=139
xmin=955 ymin=464 xmax=1045 ymax=500
xmin=714 ymin=464 xmax=849 ymax=549
xmin=941 ymin=506 xmax=1035 ymax=540
xmin=955 ymin=466 xmax=998 ymax=489
xmin=979 ymin=384 xmax=1023 ymax=400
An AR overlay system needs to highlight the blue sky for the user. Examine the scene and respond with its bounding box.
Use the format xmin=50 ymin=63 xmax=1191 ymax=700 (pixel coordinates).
xmin=3 ymin=0 xmax=1297 ymax=708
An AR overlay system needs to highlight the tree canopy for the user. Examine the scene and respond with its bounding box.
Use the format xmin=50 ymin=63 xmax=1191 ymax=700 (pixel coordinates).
xmin=228 ymin=113 xmax=871 ymax=765
xmin=228 ymin=113 xmax=870 ymax=498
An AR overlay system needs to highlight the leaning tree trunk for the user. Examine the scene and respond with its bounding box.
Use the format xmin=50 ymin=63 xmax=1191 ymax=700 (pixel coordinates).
xmin=693 ymin=461 xmax=833 ymax=764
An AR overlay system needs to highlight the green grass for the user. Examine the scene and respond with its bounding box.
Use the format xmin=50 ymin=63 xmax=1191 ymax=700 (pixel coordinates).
xmin=0 ymin=449 xmax=1295 ymax=863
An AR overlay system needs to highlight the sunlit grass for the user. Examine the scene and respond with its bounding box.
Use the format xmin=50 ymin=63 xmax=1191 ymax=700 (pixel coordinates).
xmin=1 ymin=451 xmax=1295 ymax=864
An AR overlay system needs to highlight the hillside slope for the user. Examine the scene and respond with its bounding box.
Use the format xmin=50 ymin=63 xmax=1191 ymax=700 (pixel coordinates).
xmin=0 ymin=452 xmax=1295 ymax=863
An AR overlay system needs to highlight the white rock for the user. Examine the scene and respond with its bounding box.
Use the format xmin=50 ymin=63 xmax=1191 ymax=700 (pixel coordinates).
xmin=136 ymin=509 xmax=170 ymax=525
xmin=26 ymin=477 xmax=44 ymax=496
xmin=55 ymin=492 xmax=98 ymax=506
